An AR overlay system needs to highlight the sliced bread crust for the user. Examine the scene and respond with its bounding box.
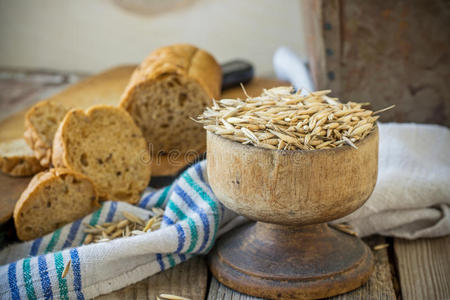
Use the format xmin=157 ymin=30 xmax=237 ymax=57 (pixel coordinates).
xmin=13 ymin=168 xmax=99 ymax=241
xmin=0 ymin=138 xmax=44 ymax=176
xmin=52 ymin=105 xmax=151 ymax=203
xmin=120 ymin=44 xmax=222 ymax=154
xmin=24 ymin=100 xmax=69 ymax=167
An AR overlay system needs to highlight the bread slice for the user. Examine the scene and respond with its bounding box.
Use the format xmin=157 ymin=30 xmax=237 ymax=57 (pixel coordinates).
xmin=52 ymin=105 xmax=151 ymax=203
xmin=13 ymin=168 xmax=99 ymax=241
xmin=120 ymin=44 xmax=222 ymax=154
xmin=24 ymin=100 xmax=69 ymax=167
xmin=0 ymin=138 xmax=44 ymax=177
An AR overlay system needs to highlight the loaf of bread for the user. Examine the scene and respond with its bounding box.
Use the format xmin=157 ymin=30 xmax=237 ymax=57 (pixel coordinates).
xmin=52 ymin=105 xmax=151 ymax=203
xmin=120 ymin=44 xmax=222 ymax=154
xmin=14 ymin=168 xmax=99 ymax=241
xmin=0 ymin=138 xmax=44 ymax=176
xmin=24 ymin=101 xmax=69 ymax=167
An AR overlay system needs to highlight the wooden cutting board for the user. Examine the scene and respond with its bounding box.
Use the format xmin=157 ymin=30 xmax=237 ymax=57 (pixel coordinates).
xmin=0 ymin=65 xmax=287 ymax=223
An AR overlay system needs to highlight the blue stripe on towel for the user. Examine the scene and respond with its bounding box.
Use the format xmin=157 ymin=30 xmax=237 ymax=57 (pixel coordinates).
xmin=138 ymin=191 xmax=154 ymax=208
xmin=63 ymin=219 xmax=82 ymax=249
xmin=8 ymin=262 xmax=20 ymax=300
xmin=194 ymin=163 xmax=205 ymax=182
xmin=183 ymin=173 xmax=220 ymax=252
xmin=174 ymin=224 xmax=185 ymax=253
xmin=174 ymin=185 xmax=210 ymax=253
xmin=191 ymin=163 xmax=223 ymax=220
xmin=162 ymin=215 xmax=175 ymax=225
xmin=105 ymin=202 xmax=117 ymax=222
xmin=38 ymin=255 xmax=53 ymax=299
xmin=156 ymin=254 xmax=165 ymax=271
xmin=70 ymin=248 xmax=84 ymax=300
xmin=168 ymin=201 xmax=198 ymax=253
xmin=30 ymin=238 xmax=43 ymax=256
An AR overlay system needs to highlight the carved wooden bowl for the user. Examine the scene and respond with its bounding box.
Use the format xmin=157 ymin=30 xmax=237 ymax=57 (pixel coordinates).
xmin=207 ymin=126 xmax=379 ymax=299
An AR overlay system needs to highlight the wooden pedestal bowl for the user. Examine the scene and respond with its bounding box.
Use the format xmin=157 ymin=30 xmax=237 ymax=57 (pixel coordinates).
xmin=207 ymin=126 xmax=379 ymax=299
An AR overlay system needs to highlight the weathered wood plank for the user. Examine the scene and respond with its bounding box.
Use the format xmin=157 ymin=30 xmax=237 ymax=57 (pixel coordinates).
xmin=0 ymin=173 xmax=32 ymax=223
xmin=394 ymin=236 xmax=450 ymax=300
xmin=302 ymin=0 xmax=450 ymax=126
xmin=0 ymin=69 xmax=83 ymax=122
xmin=330 ymin=236 xmax=396 ymax=300
xmin=208 ymin=277 xmax=263 ymax=300
xmin=207 ymin=236 xmax=396 ymax=300
xmin=96 ymin=256 xmax=208 ymax=300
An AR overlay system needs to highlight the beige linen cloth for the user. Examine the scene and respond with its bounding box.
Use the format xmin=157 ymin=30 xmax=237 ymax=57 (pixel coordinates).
xmin=336 ymin=123 xmax=450 ymax=239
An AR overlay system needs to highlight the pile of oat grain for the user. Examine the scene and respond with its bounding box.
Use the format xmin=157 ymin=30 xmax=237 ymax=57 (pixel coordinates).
xmin=196 ymin=87 xmax=393 ymax=150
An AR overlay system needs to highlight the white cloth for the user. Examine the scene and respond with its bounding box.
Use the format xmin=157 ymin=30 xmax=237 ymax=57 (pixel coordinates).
xmin=338 ymin=123 xmax=450 ymax=238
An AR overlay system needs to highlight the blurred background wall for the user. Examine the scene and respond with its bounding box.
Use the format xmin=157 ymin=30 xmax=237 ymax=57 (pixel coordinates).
xmin=0 ymin=0 xmax=306 ymax=76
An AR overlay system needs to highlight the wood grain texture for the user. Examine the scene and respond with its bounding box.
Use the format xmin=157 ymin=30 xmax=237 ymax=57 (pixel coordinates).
xmin=394 ymin=236 xmax=450 ymax=300
xmin=208 ymin=236 xmax=396 ymax=300
xmin=209 ymin=223 xmax=374 ymax=299
xmin=0 ymin=70 xmax=84 ymax=138
xmin=0 ymin=172 xmax=32 ymax=223
xmin=0 ymin=70 xmax=80 ymax=122
xmin=300 ymin=0 xmax=326 ymax=95
xmin=95 ymin=256 xmax=208 ymax=300
xmin=208 ymin=277 xmax=264 ymax=300
xmin=206 ymin=127 xmax=379 ymax=298
xmin=206 ymin=128 xmax=378 ymax=225
xmin=330 ymin=236 xmax=396 ymax=300
xmin=302 ymin=0 xmax=450 ymax=126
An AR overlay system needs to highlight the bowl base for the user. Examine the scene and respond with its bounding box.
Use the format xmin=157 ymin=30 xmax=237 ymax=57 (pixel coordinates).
xmin=208 ymin=222 xmax=374 ymax=299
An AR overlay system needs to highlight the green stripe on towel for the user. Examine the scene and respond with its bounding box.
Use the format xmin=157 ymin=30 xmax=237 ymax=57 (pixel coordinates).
xmin=81 ymin=205 xmax=104 ymax=244
xmin=45 ymin=228 xmax=62 ymax=253
xmin=22 ymin=257 xmax=37 ymax=300
xmin=155 ymin=186 xmax=170 ymax=208
xmin=54 ymin=252 xmax=69 ymax=300
xmin=169 ymin=201 xmax=198 ymax=253
xmin=167 ymin=254 xmax=176 ymax=268
xmin=183 ymin=173 xmax=219 ymax=252
xmin=89 ymin=206 xmax=103 ymax=226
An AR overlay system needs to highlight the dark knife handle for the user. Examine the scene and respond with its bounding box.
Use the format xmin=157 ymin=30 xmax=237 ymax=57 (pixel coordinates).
xmin=221 ymin=60 xmax=254 ymax=91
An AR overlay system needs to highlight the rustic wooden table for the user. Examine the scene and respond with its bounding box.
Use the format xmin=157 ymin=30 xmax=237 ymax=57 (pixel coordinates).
xmin=0 ymin=69 xmax=449 ymax=300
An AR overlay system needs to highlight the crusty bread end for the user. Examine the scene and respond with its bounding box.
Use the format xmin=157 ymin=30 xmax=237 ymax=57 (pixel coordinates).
xmin=120 ymin=44 xmax=222 ymax=154
xmin=0 ymin=138 xmax=44 ymax=177
xmin=13 ymin=168 xmax=99 ymax=241
xmin=24 ymin=101 xmax=69 ymax=167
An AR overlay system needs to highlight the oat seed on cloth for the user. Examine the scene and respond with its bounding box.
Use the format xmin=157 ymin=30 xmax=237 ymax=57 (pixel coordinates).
xmin=1 ymin=123 xmax=449 ymax=299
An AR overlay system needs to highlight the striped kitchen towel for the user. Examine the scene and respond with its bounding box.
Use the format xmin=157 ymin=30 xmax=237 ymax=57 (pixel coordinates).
xmin=0 ymin=160 xmax=244 ymax=300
